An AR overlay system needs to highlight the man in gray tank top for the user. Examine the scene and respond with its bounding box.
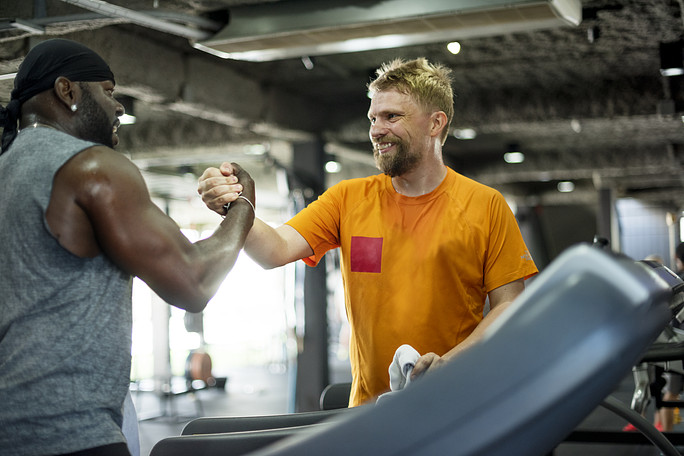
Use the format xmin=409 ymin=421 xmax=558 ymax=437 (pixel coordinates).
xmin=0 ymin=39 xmax=255 ymax=456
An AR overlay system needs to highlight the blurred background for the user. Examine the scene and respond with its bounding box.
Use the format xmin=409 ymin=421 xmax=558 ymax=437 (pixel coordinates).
xmin=3 ymin=1 xmax=684 ymax=452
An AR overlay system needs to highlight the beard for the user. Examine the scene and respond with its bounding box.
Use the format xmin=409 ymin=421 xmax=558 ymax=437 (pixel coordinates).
xmin=373 ymin=139 xmax=421 ymax=177
xmin=77 ymin=85 xmax=115 ymax=148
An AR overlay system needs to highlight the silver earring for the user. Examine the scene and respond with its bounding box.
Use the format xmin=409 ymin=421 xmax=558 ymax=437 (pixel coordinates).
xmin=71 ymin=104 xmax=77 ymax=112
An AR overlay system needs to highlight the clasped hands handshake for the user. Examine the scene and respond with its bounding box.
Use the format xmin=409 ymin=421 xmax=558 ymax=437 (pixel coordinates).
xmin=198 ymin=162 xmax=255 ymax=215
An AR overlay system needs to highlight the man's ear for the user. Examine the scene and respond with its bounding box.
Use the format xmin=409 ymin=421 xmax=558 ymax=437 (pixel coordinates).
xmin=54 ymin=76 xmax=80 ymax=112
xmin=429 ymin=110 xmax=448 ymax=139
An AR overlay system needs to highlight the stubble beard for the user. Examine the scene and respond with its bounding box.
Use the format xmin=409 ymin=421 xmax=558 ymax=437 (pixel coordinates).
xmin=78 ymin=85 xmax=115 ymax=148
xmin=373 ymin=140 xmax=421 ymax=177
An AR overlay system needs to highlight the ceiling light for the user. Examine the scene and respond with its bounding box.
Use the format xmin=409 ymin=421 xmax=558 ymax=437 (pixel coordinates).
xmin=118 ymin=114 xmax=136 ymax=125
xmin=325 ymin=160 xmax=342 ymax=173
xmin=301 ymin=56 xmax=314 ymax=70
xmin=557 ymin=181 xmax=575 ymax=192
xmin=196 ymin=0 xmax=582 ymax=62
xmin=660 ymin=40 xmax=684 ymax=77
xmin=117 ymin=96 xmax=136 ymax=125
xmin=504 ymin=152 xmax=525 ymax=164
xmin=504 ymin=143 xmax=524 ymax=163
xmin=570 ymin=118 xmax=582 ymax=133
xmin=447 ymin=41 xmax=461 ymax=55
xmin=586 ymin=25 xmax=599 ymax=44
xmin=244 ymin=144 xmax=268 ymax=155
xmin=453 ymin=128 xmax=476 ymax=140
xmin=662 ymin=68 xmax=684 ymax=77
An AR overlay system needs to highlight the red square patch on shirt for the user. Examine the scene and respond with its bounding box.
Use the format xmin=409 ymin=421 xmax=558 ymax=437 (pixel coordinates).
xmin=350 ymin=236 xmax=383 ymax=273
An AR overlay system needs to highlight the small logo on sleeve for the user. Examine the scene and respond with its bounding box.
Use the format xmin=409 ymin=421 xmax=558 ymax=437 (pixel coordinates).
xmin=350 ymin=236 xmax=383 ymax=273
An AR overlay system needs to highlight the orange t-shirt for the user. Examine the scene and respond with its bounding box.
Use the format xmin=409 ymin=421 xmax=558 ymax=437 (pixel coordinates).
xmin=287 ymin=168 xmax=538 ymax=406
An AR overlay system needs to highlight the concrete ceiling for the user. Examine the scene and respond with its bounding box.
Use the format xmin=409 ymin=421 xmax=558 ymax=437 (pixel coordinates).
xmin=2 ymin=0 xmax=684 ymax=211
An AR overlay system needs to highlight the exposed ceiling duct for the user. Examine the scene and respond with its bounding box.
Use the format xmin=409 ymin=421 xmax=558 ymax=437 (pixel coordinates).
xmin=194 ymin=0 xmax=582 ymax=61
xmin=58 ymin=0 xmax=216 ymax=40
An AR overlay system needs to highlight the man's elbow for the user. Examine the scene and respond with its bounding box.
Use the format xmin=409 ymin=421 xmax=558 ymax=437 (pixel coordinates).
xmin=248 ymin=253 xmax=288 ymax=270
xmin=154 ymin=285 xmax=211 ymax=313
xmin=183 ymin=300 xmax=209 ymax=313
xmin=257 ymin=259 xmax=282 ymax=270
xmin=166 ymin=293 xmax=209 ymax=313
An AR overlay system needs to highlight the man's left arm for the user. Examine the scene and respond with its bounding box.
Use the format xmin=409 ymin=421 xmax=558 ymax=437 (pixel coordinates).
xmin=411 ymin=278 xmax=525 ymax=378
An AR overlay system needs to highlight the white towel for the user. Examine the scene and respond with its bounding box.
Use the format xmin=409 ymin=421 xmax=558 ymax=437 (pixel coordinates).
xmin=388 ymin=344 xmax=421 ymax=391
xmin=376 ymin=344 xmax=422 ymax=406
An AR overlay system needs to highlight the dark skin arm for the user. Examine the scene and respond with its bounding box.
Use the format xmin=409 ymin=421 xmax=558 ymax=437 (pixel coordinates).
xmin=46 ymin=148 xmax=254 ymax=312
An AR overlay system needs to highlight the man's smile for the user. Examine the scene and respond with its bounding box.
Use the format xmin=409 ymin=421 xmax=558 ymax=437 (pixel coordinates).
xmin=375 ymin=142 xmax=396 ymax=154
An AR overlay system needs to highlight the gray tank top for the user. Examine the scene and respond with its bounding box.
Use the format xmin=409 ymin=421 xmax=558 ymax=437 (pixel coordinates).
xmin=0 ymin=127 xmax=132 ymax=455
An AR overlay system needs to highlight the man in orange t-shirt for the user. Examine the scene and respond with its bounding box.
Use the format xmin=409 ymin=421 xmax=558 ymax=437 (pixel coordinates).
xmin=199 ymin=58 xmax=538 ymax=406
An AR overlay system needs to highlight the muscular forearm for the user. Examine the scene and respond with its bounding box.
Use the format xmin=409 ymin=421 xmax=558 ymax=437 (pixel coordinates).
xmin=203 ymin=198 xmax=255 ymax=271
xmin=175 ymin=199 xmax=255 ymax=312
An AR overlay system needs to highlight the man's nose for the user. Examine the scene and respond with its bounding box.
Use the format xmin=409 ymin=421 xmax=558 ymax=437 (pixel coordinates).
xmin=369 ymin=121 xmax=387 ymax=139
xmin=114 ymin=99 xmax=125 ymax=117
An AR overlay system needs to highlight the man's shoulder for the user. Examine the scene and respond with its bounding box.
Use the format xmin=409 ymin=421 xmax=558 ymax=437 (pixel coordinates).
xmin=60 ymin=146 xmax=139 ymax=187
xmin=447 ymin=168 xmax=502 ymax=199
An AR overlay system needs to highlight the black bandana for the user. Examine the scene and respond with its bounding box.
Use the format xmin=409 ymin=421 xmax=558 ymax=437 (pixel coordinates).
xmin=0 ymin=39 xmax=115 ymax=152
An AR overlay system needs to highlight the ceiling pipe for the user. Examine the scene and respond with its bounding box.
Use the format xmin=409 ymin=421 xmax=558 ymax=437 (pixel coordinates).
xmin=58 ymin=0 xmax=212 ymax=40
xmin=10 ymin=19 xmax=45 ymax=34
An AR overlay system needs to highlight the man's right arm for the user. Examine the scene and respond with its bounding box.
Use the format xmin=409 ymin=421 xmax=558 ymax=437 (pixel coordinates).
xmin=50 ymin=148 xmax=254 ymax=313
xmin=245 ymin=218 xmax=313 ymax=269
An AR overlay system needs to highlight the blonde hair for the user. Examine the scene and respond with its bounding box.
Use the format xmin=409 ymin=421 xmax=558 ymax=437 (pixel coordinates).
xmin=368 ymin=58 xmax=454 ymax=144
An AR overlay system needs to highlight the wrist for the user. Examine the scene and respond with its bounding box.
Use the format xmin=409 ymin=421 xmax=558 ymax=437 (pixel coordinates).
xmin=223 ymin=192 xmax=255 ymax=216
xmin=236 ymin=194 xmax=255 ymax=212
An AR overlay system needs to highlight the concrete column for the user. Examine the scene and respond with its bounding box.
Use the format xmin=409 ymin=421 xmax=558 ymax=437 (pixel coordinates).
xmin=290 ymin=139 xmax=329 ymax=412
